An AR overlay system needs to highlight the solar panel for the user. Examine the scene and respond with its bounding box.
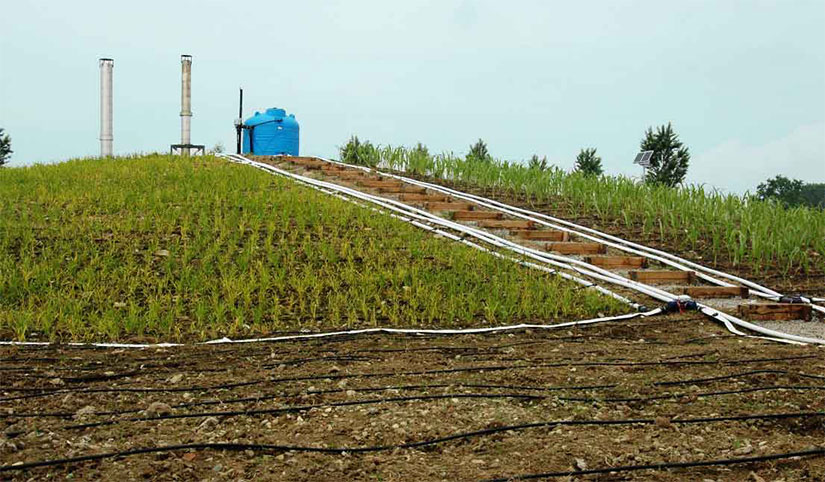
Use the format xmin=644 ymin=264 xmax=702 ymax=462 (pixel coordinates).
xmin=634 ymin=150 xmax=654 ymax=168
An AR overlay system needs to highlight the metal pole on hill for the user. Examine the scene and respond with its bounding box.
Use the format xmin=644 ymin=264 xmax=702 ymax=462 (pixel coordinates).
xmin=180 ymin=55 xmax=193 ymax=156
xmin=236 ymin=88 xmax=243 ymax=155
xmin=99 ymin=58 xmax=114 ymax=157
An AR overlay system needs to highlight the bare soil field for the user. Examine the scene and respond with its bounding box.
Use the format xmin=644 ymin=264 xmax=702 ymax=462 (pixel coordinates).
xmin=2 ymin=314 xmax=824 ymax=481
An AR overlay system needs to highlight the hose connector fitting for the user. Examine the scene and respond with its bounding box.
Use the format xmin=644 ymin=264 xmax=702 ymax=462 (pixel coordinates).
xmin=663 ymin=296 xmax=698 ymax=314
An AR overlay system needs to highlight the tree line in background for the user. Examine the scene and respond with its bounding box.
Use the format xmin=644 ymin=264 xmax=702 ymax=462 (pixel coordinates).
xmin=756 ymin=175 xmax=825 ymax=209
xmin=340 ymin=122 xmax=823 ymax=209
xmin=342 ymin=123 xmax=691 ymax=186
xmin=1 ymin=124 xmax=820 ymax=209
xmin=0 ymin=128 xmax=11 ymax=167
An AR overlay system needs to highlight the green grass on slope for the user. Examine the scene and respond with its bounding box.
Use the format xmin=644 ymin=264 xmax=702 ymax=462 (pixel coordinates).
xmin=347 ymin=142 xmax=825 ymax=276
xmin=0 ymin=155 xmax=624 ymax=342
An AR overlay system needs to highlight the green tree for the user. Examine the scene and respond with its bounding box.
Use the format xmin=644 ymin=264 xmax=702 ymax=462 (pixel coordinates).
xmin=640 ymin=123 xmax=690 ymax=187
xmin=467 ymin=139 xmax=492 ymax=163
xmin=528 ymin=154 xmax=549 ymax=171
xmin=756 ymin=175 xmax=824 ymax=209
xmin=800 ymin=183 xmax=825 ymax=209
xmin=412 ymin=142 xmax=429 ymax=158
xmin=574 ymin=148 xmax=603 ymax=176
xmin=0 ymin=128 xmax=11 ymax=167
xmin=340 ymin=136 xmax=379 ymax=168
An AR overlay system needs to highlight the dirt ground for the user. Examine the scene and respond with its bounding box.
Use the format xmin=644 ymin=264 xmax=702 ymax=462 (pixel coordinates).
xmin=2 ymin=313 xmax=824 ymax=481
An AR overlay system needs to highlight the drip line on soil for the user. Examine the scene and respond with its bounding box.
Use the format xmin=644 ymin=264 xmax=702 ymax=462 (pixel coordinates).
xmin=479 ymin=447 xmax=825 ymax=481
xmin=0 ymin=383 xmax=621 ymax=420
xmin=2 ymin=411 xmax=824 ymax=473
xmin=1 ymin=354 xmax=816 ymax=405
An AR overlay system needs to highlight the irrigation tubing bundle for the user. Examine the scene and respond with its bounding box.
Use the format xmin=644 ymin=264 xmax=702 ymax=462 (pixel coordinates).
xmin=283 ymin=153 xmax=823 ymax=342
xmin=220 ymin=154 xmax=824 ymax=346
xmin=479 ymin=448 xmax=825 ymax=481
xmin=6 ymin=381 xmax=825 ymax=421
xmin=0 ymin=311 xmax=655 ymax=350
xmin=219 ymin=156 xmax=697 ymax=305
xmin=325 ymin=156 xmax=825 ymax=313
xmin=2 ymin=411 xmax=824 ymax=473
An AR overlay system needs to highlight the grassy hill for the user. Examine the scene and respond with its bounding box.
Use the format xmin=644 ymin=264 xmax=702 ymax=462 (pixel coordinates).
xmin=0 ymin=155 xmax=623 ymax=342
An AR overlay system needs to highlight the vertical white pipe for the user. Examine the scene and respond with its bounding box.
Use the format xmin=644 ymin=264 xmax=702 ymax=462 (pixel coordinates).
xmin=180 ymin=54 xmax=192 ymax=155
xmin=99 ymin=58 xmax=113 ymax=157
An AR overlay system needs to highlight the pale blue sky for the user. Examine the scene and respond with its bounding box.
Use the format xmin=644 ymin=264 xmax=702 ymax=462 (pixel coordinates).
xmin=1 ymin=0 xmax=823 ymax=193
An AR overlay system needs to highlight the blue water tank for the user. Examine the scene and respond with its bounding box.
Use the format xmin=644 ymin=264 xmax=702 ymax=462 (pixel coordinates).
xmin=242 ymin=108 xmax=299 ymax=156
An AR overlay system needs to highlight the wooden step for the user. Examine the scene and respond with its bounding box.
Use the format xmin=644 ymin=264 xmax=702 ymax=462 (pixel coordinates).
xmin=379 ymin=186 xmax=428 ymax=195
xmin=320 ymin=164 xmax=346 ymax=172
xmin=399 ymin=193 xmax=450 ymax=202
xmin=584 ymin=256 xmax=648 ymax=269
xmin=328 ymin=170 xmax=366 ymax=179
xmin=681 ymin=286 xmax=749 ymax=298
xmin=477 ymin=220 xmax=536 ymax=230
xmin=629 ymin=270 xmax=696 ymax=284
xmin=512 ymin=230 xmax=569 ymax=242
xmin=287 ymin=157 xmax=326 ymax=169
xmin=738 ymin=303 xmax=811 ymax=321
xmin=425 ymin=201 xmax=474 ymax=212
xmin=286 ymin=156 xmax=321 ymax=165
xmin=453 ymin=210 xmax=503 ymax=221
xmin=358 ymin=180 xmax=403 ymax=189
xmin=299 ymin=161 xmax=327 ymax=170
xmin=545 ymin=242 xmax=606 ymax=255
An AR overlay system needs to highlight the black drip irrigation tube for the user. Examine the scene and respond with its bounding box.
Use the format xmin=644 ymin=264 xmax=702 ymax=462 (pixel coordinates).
xmin=0 ymin=383 xmax=622 ymax=420
xmin=654 ymin=369 xmax=825 ymax=386
xmin=0 ymin=354 xmax=818 ymax=406
xmin=2 ymin=412 xmax=824 ymax=473
xmin=557 ymin=385 xmax=825 ymax=403
xmin=5 ymin=393 xmax=545 ymax=435
xmin=6 ymin=375 xmax=825 ymax=421
xmin=480 ymin=447 xmax=825 ymax=481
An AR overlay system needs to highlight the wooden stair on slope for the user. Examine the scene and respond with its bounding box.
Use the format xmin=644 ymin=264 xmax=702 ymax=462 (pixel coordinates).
xmin=378 ymin=186 xmax=428 ymax=194
xmin=545 ymin=242 xmax=606 ymax=255
xmin=511 ymin=230 xmax=569 ymax=242
xmin=584 ymin=256 xmax=648 ymax=269
xmin=739 ymin=303 xmax=811 ymax=321
xmin=327 ymin=170 xmax=366 ymax=179
xmin=629 ymin=270 xmax=696 ymax=284
xmin=681 ymin=286 xmax=749 ymax=299
xmin=399 ymin=193 xmax=450 ymax=202
xmin=358 ymin=180 xmax=403 ymax=189
xmin=426 ymin=201 xmax=474 ymax=212
xmin=287 ymin=157 xmax=327 ymax=169
xmin=478 ymin=220 xmax=536 ymax=230
xmin=453 ymin=210 xmax=503 ymax=221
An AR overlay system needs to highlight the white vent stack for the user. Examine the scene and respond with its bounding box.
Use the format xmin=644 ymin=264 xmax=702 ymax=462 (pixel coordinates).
xmin=99 ymin=58 xmax=114 ymax=157
xmin=180 ymin=54 xmax=192 ymax=155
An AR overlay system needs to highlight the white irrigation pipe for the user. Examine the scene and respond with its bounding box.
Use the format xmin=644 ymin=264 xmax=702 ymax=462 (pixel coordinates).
xmin=0 ymin=311 xmax=659 ymax=349
xmin=238 ymin=155 xmax=749 ymax=319
xmin=319 ymin=156 xmax=822 ymax=310
xmin=250 ymin=154 xmax=824 ymax=345
xmin=223 ymin=156 xmax=699 ymax=304
xmin=313 ymin=156 xmax=825 ymax=316
xmin=225 ymin=155 xmax=678 ymax=306
xmin=226 ymin=155 xmax=643 ymax=309
xmin=276 ymin=166 xmax=642 ymax=309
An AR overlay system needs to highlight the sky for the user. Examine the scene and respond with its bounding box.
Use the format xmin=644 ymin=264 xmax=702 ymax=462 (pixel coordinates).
xmin=1 ymin=0 xmax=823 ymax=194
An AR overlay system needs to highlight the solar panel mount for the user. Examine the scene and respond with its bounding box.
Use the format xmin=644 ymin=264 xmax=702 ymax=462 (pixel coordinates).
xmin=634 ymin=150 xmax=654 ymax=168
